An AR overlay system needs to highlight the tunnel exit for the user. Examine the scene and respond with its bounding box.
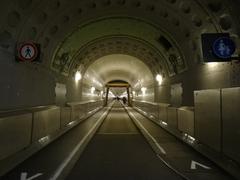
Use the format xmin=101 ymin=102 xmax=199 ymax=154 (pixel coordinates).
xmin=104 ymin=80 xmax=132 ymax=106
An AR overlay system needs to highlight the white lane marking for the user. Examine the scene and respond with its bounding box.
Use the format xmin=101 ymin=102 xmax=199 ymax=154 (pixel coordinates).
xmin=128 ymin=111 xmax=167 ymax=155
xmin=20 ymin=172 xmax=43 ymax=180
xmin=49 ymin=109 xmax=109 ymax=180
xmin=191 ymin=160 xmax=211 ymax=170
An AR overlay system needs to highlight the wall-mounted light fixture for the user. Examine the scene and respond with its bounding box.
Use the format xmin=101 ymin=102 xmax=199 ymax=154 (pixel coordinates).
xmin=141 ymin=87 xmax=147 ymax=95
xmin=91 ymin=87 xmax=95 ymax=94
xmin=75 ymin=71 xmax=82 ymax=82
xmin=206 ymin=62 xmax=219 ymax=68
xmin=156 ymin=74 xmax=163 ymax=85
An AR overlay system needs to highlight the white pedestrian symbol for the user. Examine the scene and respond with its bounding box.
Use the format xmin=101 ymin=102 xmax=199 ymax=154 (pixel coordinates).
xmin=218 ymin=40 xmax=230 ymax=56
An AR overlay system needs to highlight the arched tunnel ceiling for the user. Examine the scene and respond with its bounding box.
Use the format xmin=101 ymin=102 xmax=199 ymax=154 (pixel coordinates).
xmin=0 ymin=0 xmax=239 ymax=78
xmin=52 ymin=17 xmax=190 ymax=77
xmin=83 ymin=54 xmax=154 ymax=89
xmin=56 ymin=35 xmax=173 ymax=77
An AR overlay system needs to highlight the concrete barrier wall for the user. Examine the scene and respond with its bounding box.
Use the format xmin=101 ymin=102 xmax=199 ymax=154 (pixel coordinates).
xmin=133 ymin=100 xmax=159 ymax=121
xmin=133 ymin=101 xmax=171 ymax=123
xmin=32 ymin=107 xmax=61 ymax=142
xmin=177 ymin=107 xmax=194 ymax=137
xmin=159 ymin=103 xmax=170 ymax=123
xmin=88 ymin=101 xmax=103 ymax=112
xmin=60 ymin=107 xmax=71 ymax=128
xmin=167 ymin=107 xmax=178 ymax=129
xmin=133 ymin=101 xmax=144 ymax=111
xmin=133 ymin=101 xmax=194 ymax=136
xmin=0 ymin=113 xmax=32 ymax=160
xmin=222 ymin=87 xmax=240 ymax=163
xmin=134 ymin=88 xmax=240 ymax=164
xmin=0 ymin=100 xmax=103 ymax=161
xmin=194 ymin=89 xmax=221 ymax=152
xmin=71 ymin=104 xmax=87 ymax=121
xmin=67 ymin=100 xmax=103 ymax=121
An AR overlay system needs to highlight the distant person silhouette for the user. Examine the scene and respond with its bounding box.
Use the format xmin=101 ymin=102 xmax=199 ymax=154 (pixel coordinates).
xmin=122 ymin=96 xmax=127 ymax=105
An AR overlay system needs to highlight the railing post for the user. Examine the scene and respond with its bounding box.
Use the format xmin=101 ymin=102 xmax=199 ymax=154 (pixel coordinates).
xmin=104 ymin=87 xmax=109 ymax=106
xmin=127 ymin=87 xmax=132 ymax=106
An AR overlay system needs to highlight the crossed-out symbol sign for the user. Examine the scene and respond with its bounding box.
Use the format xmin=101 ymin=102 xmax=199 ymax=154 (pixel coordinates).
xmin=18 ymin=42 xmax=38 ymax=62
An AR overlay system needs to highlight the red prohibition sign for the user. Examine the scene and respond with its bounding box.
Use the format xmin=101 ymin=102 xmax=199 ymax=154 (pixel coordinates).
xmin=18 ymin=42 xmax=38 ymax=62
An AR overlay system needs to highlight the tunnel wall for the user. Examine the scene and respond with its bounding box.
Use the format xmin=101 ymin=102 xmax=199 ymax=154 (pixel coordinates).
xmin=0 ymin=0 xmax=239 ymax=109
xmin=1 ymin=49 xmax=239 ymax=110
xmin=134 ymin=86 xmax=154 ymax=102
xmin=155 ymin=83 xmax=171 ymax=104
xmin=81 ymin=84 xmax=102 ymax=101
xmin=0 ymin=48 xmax=94 ymax=110
xmin=80 ymin=68 xmax=104 ymax=102
xmin=0 ymin=48 xmax=56 ymax=110
xmin=65 ymin=79 xmax=83 ymax=103
xmin=169 ymin=61 xmax=240 ymax=106
xmin=130 ymin=61 xmax=239 ymax=107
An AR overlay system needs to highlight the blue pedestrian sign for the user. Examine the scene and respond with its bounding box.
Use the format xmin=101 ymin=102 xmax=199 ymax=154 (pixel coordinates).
xmin=213 ymin=37 xmax=236 ymax=59
xmin=201 ymin=33 xmax=237 ymax=62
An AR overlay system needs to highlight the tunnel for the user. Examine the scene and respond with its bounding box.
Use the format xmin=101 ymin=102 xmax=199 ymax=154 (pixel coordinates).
xmin=0 ymin=0 xmax=240 ymax=179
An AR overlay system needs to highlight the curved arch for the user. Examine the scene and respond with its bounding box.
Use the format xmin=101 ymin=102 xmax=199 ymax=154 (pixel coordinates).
xmin=82 ymin=54 xmax=154 ymax=89
xmin=51 ymin=17 xmax=188 ymax=78
xmin=69 ymin=35 xmax=170 ymax=75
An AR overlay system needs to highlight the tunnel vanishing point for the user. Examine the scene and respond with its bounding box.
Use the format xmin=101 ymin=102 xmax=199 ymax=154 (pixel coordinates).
xmin=0 ymin=0 xmax=240 ymax=180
